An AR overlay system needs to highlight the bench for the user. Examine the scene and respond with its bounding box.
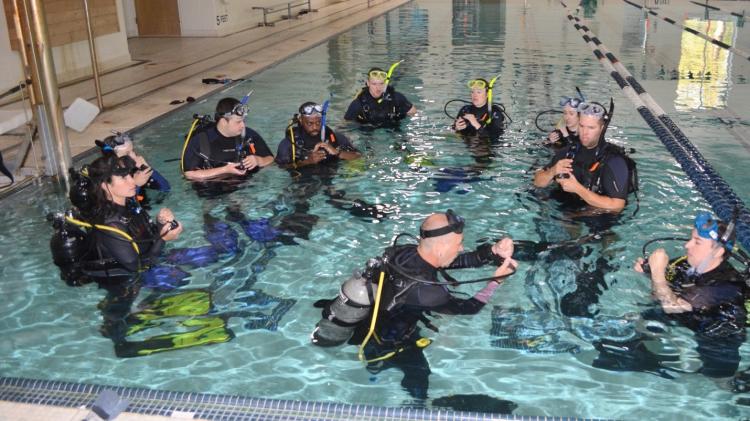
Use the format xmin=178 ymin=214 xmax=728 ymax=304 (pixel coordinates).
xmin=252 ymin=0 xmax=316 ymax=27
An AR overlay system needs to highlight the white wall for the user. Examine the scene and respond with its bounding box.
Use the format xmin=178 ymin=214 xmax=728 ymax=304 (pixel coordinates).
xmin=0 ymin=0 xmax=133 ymax=95
xmin=122 ymin=0 xmax=138 ymax=38
xmin=0 ymin=5 xmax=24 ymax=94
xmin=179 ymin=0 xmax=218 ymax=37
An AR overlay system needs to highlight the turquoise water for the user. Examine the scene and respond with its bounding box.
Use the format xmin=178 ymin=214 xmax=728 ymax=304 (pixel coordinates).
xmin=1 ymin=0 xmax=750 ymax=419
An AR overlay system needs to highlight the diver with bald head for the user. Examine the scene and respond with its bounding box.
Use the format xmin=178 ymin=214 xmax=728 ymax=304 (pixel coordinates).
xmin=312 ymin=210 xmax=517 ymax=402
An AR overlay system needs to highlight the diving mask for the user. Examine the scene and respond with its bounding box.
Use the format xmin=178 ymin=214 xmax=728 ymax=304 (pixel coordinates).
xmin=695 ymin=212 xmax=735 ymax=250
xmin=560 ymin=96 xmax=583 ymax=109
xmin=420 ymin=209 xmax=465 ymax=238
xmin=368 ymin=70 xmax=388 ymax=81
xmin=219 ymin=103 xmax=248 ymax=120
xmin=96 ymin=131 xmax=132 ymax=152
xmin=467 ymin=79 xmax=489 ymax=90
xmin=300 ymin=103 xmax=324 ymax=116
xmin=577 ymin=102 xmax=606 ymax=119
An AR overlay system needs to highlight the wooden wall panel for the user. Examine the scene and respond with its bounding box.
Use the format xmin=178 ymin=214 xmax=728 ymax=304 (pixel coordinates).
xmin=3 ymin=0 xmax=120 ymax=51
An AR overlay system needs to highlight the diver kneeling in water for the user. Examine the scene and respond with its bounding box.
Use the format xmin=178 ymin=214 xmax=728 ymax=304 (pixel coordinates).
xmin=452 ymin=77 xmax=507 ymax=140
xmin=595 ymin=211 xmax=748 ymax=379
xmin=51 ymin=154 xmax=183 ymax=286
xmin=311 ymin=210 xmax=517 ymax=402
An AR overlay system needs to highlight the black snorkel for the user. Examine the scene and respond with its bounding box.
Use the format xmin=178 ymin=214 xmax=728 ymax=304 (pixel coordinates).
xmin=600 ymin=97 xmax=615 ymax=143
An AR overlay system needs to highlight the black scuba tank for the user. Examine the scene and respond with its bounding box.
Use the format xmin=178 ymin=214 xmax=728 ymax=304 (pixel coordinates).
xmin=49 ymin=212 xmax=89 ymax=286
xmin=311 ymin=266 xmax=378 ymax=347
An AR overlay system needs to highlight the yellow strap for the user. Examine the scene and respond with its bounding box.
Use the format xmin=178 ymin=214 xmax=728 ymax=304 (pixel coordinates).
xmin=65 ymin=215 xmax=140 ymax=254
xmin=180 ymin=118 xmax=201 ymax=174
xmin=289 ymin=124 xmax=297 ymax=168
xmin=358 ymin=271 xmax=386 ymax=363
xmin=665 ymin=255 xmax=688 ymax=283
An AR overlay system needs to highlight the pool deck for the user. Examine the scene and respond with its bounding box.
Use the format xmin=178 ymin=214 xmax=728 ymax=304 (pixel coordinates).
xmin=0 ymin=401 xmax=207 ymax=421
xmin=0 ymin=0 xmax=409 ymax=195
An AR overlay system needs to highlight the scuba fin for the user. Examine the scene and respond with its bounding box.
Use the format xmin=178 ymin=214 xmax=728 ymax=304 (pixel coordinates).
xmin=592 ymin=338 xmax=681 ymax=380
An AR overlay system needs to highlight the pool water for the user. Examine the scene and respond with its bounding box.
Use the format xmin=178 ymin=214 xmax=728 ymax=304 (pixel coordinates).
xmin=2 ymin=0 xmax=750 ymax=419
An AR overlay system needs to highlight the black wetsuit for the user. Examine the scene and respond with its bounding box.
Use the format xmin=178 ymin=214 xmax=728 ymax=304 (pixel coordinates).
xmin=275 ymin=125 xmax=357 ymax=167
xmin=454 ymin=103 xmax=505 ymax=140
xmin=544 ymin=140 xmax=630 ymax=208
xmin=353 ymin=243 xmax=501 ymax=401
xmin=82 ymin=200 xmax=165 ymax=282
xmin=344 ymin=86 xmax=413 ymax=126
xmin=547 ymin=127 xmax=579 ymax=149
xmin=182 ymin=125 xmax=273 ymax=197
xmin=183 ymin=125 xmax=273 ymax=172
xmin=662 ymin=258 xmax=746 ymax=377
xmin=595 ymin=258 xmax=747 ymax=378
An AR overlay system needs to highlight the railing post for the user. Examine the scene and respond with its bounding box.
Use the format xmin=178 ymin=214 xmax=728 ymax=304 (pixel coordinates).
xmin=263 ymin=9 xmax=268 ymax=26
xmin=82 ymin=0 xmax=103 ymax=110
xmin=288 ymin=2 xmax=292 ymax=19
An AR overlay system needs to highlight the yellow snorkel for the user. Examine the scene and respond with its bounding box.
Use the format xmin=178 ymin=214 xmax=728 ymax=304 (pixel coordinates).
xmin=486 ymin=73 xmax=501 ymax=124
xmin=377 ymin=60 xmax=404 ymax=104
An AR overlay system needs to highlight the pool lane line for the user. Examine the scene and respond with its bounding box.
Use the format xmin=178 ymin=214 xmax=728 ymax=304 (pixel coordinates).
xmin=622 ymin=0 xmax=750 ymax=61
xmin=690 ymin=0 xmax=746 ymax=19
xmin=559 ymin=1 xmax=750 ymax=250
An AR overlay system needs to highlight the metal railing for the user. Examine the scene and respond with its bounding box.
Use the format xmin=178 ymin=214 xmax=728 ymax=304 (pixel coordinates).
xmin=252 ymin=0 xmax=316 ymax=27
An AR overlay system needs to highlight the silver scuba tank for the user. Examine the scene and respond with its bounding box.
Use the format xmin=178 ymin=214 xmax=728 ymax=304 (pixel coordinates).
xmin=311 ymin=271 xmax=376 ymax=347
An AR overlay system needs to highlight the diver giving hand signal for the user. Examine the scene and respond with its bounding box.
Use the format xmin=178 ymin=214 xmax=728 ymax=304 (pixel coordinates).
xmin=492 ymin=237 xmax=517 ymax=282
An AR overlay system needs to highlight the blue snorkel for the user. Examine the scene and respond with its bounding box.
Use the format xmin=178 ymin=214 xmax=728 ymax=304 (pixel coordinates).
xmin=320 ymin=97 xmax=330 ymax=143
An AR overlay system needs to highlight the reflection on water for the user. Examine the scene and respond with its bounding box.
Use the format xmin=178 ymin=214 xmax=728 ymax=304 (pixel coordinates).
xmin=675 ymin=17 xmax=736 ymax=110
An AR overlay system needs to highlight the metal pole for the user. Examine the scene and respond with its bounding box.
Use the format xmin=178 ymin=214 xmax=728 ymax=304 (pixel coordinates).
xmin=82 ymin=0 xmax=104 ymax=110
xmin=11 ymin=0 xmax=37 ymax=104
xmin=288 ymin=2 xmax=292 ymax=20
xmin=23 ymin=0 xmax=71 ymax=191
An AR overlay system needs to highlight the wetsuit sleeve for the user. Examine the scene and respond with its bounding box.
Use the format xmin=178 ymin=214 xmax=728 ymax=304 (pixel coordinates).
xmin=275 ymin=137 xmax=294 ymax=165
xmin=344 ymin=98 xmax=363 ymax=121
xmin=431 ymin=294 xmax=486 ymax=315
xmin=454 ymin=105 xmax=473 ymax=134
xmin=246 ymin=129 xmax=273 ymax=157
xmin=394 ymin=92 xmax=413 ymax=118
xmin=542 ymin=147 xmax=568 ymax=171
xmin=182 ymin=131 xmax=208 ymax=171
xmin=600 ymin=155 xmax=629 ymax=200
xmin=145 ymin=168 xmax=171 ymax=192
xmin=446 ymin=243 xmax=501 ymax=269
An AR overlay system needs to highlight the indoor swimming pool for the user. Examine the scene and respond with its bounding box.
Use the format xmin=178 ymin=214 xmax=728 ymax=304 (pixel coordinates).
xmin=2 ymin=0 xmax=750 ymax=419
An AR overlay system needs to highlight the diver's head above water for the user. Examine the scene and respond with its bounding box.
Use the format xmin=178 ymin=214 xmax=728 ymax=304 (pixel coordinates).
xmin=366 ymin=67 xmax=387 ymax=99
xmin=559 ymin=96 xmax=581 ymax=130
xmin=418 ymin=210 xmax=466 ymax=267
xmin=215 ymin=97 xmax=247 ymax=138
xmin=297 ymin=101 xmax=323 ymax=137
xmin=87 ymin=154 xmax=139 ymax=207
xmin=467 ymin=79 xmax=489 ymax=108
xmin=686 ymin=212 xmax=735 ymax=271
xmin=576 ymin=100 xmax=613 ymax=149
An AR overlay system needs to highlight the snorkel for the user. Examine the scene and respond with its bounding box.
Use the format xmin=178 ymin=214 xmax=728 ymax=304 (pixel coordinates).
xmin=320 ymin=97 xmax=331 ymax=143
xmin=377 ymin=60 xmax=403 ymax=104
xmin=486 ymin=74 xmax=500 ymax=123
xmin=601 ymin=98 xmax=614 ymax=142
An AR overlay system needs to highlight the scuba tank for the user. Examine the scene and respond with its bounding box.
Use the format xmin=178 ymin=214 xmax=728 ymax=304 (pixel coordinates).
xmin=311 ymin=259 xmax=381 ymax=347
xmin=49 ymin=211 xmax=90 ymax=286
